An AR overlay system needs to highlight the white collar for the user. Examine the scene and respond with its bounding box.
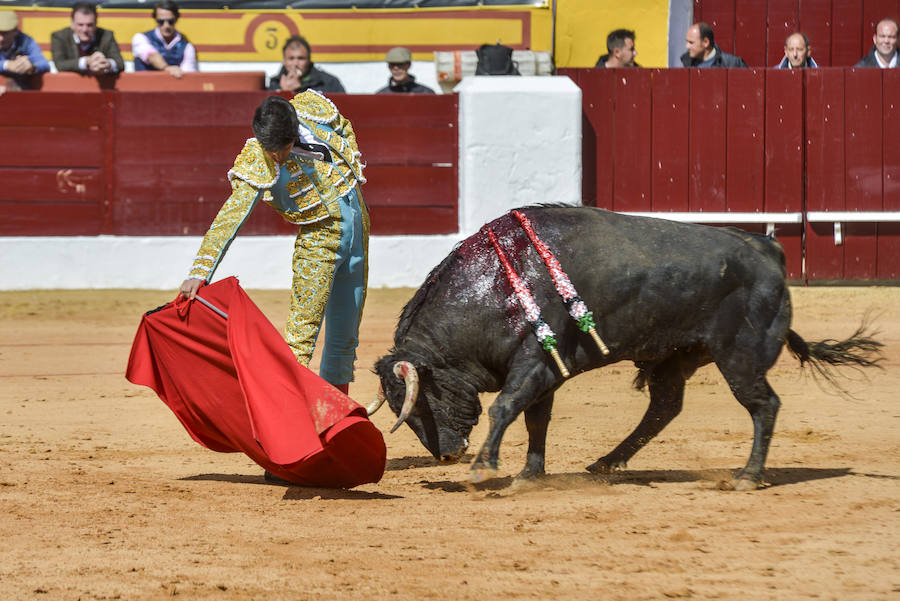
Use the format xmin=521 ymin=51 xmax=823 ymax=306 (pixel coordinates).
xmin=875 ymin=50 xmax=898 ymax=68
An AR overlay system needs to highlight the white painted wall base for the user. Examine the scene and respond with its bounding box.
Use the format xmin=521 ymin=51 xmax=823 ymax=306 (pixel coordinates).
xmin=0 ymin=235 xmax=461 ymax=290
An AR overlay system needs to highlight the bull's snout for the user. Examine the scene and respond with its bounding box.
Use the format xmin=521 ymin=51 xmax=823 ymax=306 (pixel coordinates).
xmin=439 ymin=438 xmax=468 ymax=463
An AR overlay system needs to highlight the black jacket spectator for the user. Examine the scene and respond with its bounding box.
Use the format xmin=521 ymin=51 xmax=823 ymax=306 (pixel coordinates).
xmin=680 ymin=43 xmax=748 ymax=68
xmin=594 ymin=54 xmax=641 ymax=68
xmin=267 ymin=63 xmax=345 ymax=94
xmin=376 ymin=74 xmax=434 ymax=94
xmin=855 ymin=46 xmax=897 ymax=67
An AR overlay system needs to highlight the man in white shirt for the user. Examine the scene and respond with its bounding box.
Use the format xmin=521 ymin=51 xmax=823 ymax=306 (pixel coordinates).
xmin=855 ymin=18 xmax=898 ymax=68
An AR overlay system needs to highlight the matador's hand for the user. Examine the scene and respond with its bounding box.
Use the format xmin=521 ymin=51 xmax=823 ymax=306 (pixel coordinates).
xmin=179 ymin=278 xmax=203 ymax=299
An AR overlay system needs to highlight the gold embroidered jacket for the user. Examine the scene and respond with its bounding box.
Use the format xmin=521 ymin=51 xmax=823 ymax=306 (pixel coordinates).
xmin=187 ymin=91 xmax=365 ymax=283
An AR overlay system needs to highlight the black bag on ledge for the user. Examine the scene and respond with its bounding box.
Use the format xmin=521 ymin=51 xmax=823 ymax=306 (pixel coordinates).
xmin=475 ymin=43 xmax=521 ymax=75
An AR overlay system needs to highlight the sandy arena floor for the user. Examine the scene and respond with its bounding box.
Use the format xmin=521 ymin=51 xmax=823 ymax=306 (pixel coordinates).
xmin=0 ymin=285 xmax=898 ymax=601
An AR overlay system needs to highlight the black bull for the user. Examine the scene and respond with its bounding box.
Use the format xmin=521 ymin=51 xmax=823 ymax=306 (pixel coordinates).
xmin=372 ymin=206 xmax=882 ymax=490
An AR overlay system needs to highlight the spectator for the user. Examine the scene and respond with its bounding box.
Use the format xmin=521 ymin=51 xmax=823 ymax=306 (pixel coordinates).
xmin=0 ymin=10 xmax=50 ymax=90
xmin=131 ymin=0 xmax=197 ymax=78
xmin=595 ymin=29 xmax=638 ymax=68
xmin=681 ymin=22 xmax=748 ymax=68
xmin=51 ymin=2 xmax=124 ymax=75
xmin=856 ymin=18 xmax=898 ymax=68
xmin=267 ymin=36 xmax=345 ymax=94
xmin=775 ymin=33 xmax=817 ymax=69
xmin=376 ymin=47 xmax=435 ymax=94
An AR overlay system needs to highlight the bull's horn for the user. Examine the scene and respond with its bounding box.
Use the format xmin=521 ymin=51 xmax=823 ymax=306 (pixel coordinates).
xmin=389 ymin=361 xmax=419 ymax=433
xmin=366 ymin=384 xmax=387 ymax=416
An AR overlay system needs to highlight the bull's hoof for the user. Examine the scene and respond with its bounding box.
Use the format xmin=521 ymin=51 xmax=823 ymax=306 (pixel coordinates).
xmin=586 ymin=457 xmax=626 ymax=475
xmin=469 ymin=466 xmax=498 ymax=484
xmin=514 ymin=466 xmax=546 ymax=481
xmin=718 ymin=474 xmax=762 ymax=491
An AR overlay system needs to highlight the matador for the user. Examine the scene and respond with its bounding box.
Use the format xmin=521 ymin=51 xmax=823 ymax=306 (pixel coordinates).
xmin=179 ymin=91 xmax=368 ymax=394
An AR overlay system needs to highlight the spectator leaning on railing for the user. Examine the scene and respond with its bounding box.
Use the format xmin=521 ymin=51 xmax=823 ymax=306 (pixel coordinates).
xmin=0 ymin=10 xmax=50 ymax=90
xmin=132 ymin=0 xmax=197 ymax=78
xmin=51 ymin=2 xmax=124 ymax=75
xmin=774 ymin=32 xmax=818 ymax=69
xmin=681 ymin=22 xmax=748 ymax=68
xmin=856 ymin=18 xmax=899 ymax=68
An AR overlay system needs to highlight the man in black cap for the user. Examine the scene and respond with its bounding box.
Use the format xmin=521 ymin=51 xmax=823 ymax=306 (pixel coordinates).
xmin=376 ymin=46 xmax=434 ymax=94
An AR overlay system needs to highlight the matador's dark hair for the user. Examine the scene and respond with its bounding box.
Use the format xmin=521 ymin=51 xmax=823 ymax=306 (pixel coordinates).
xmin=252 ymin=95 xmax=299 ymax=152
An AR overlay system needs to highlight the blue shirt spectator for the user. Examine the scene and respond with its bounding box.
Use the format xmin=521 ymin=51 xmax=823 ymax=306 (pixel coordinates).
xmin=0 ymin=10 xmax=50 ymax=90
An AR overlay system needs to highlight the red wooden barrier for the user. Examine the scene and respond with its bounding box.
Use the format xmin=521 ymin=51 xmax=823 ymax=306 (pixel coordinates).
xmin=3 ymin=71 xmax=267 ymax=92
xmin=695 ymin=0 xmax=900 ymax=67
xmin=651 ymin=69 xmax=690 ymax=211
xmin=725 ymin=68 xmax=764 ymax=213
xmin=563 ymin=66 xmax=900 ymax=282
xmin=0 ymin=93 xmax=106 ymax=236
xmin=0 ymin=91 xmax=458 ymax=237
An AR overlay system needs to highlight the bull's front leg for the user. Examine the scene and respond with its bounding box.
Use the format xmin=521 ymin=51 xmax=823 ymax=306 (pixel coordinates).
xmin=517 ymin=392 xmax=555 ymax=480
xmin=470 ymin=364 xmax=558 ymax=483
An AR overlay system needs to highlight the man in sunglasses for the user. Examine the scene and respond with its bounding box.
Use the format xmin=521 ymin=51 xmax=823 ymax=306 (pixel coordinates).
xmin=375 ymin=46 xmax=435 ymax=94
xmin=131 ymin=0 xmax=197 ymax=78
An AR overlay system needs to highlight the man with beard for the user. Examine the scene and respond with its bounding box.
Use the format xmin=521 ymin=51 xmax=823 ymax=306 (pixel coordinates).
xmin=595 ymin=29 xmax=638 ymax=68
xmin=681 ymin=22 xmax=748 ymax=68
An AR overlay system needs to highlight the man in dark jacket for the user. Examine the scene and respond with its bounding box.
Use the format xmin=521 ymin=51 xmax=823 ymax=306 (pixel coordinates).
xmin=594 ymin=28 xmax=638 ymax=68
xmin=51 ymin=2 xmax=124 ymax=74
xmin=855 ymin=18 xmax=898 ymax=68
xmin=376 ymin=46 xmax=434 ymax=94
xmin=267 ymin=35 xmax=345 ymax=94
xmin=774 ymin=32 xmax=818 ymax=68
xmin=681 ymin=22 xmax=748 ymax=68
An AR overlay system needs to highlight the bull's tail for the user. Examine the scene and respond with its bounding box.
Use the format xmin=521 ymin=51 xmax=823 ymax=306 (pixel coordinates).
xmin=786 ymin=323 xmax=884 ymax=386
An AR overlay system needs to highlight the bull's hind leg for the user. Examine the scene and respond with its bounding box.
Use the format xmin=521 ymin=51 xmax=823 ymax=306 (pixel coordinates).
xmin=587 ymin=356 xmax=686 ymax=474
xmin=717 ymin=371 xmax=781 ymax=491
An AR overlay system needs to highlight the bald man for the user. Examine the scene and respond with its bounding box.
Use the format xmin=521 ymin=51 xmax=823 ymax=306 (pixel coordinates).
xmin=680 ymin=22 xmax=748 ymax=68
xmin=775 ymin=33 xmax=818 ymax=69
xmin=856 ymin=18 xmax=898 ymax=67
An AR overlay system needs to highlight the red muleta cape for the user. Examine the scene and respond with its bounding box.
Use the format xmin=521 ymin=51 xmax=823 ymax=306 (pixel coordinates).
xmin=125 ymin=276 xmax=386 ymax=488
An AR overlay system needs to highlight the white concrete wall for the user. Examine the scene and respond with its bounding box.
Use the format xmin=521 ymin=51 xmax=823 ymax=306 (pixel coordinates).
xmin=1 ymin=76 xmax=581 ymax=290
xmin=456 ymin=76 xmax=582 ymax=237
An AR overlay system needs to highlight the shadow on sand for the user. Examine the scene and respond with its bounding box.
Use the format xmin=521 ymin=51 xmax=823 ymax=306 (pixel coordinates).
xmin=179 ymin=473 xmax=402 ymax=500
xmin=384 ymin=453 xmax=474 ymax=471
xmin=420 ymin=466 xmax=884 ymax=493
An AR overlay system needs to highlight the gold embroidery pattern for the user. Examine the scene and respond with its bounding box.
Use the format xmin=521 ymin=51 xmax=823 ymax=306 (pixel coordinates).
xmin=285 ymin=215 xmax=343 ymax=365
xmin=227 ymin=139 xmax=278 ymax=188
xmin=188 ymin=177 xmax=259 ymax=280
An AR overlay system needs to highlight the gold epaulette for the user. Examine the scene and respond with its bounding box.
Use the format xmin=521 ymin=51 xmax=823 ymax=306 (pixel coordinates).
xmin=227 ymin=138 xmax=279 ymax=189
